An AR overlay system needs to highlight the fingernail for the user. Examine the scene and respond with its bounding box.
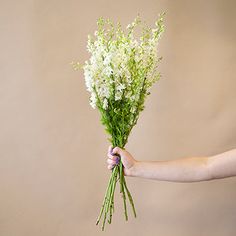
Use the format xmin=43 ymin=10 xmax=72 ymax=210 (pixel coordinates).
xmin=110 ymin=147 xmax=114 ymax=155
xmin=115 ymin=157 xmax=120 ymax=164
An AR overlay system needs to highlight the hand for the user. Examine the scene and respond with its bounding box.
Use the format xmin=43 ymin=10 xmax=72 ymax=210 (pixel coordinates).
xmin=106 ymin=146 xmax=137 ymax=176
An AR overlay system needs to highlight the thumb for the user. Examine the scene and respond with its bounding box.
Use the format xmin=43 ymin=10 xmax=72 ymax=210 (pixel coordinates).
xmin=112 ymin=147 xmax=134 ymax=170
xmin=111 ymin=147 xmax=123 ymax=156
xmin=112 ymin=147 xmax=128 ymax=166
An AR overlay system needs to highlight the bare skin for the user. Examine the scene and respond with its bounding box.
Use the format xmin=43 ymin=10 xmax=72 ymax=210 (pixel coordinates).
xmin=107 ymin=146 xmax=236 ymax=182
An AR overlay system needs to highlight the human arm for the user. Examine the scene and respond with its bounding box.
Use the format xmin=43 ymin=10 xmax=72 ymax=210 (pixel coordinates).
xmin=107 ymin=147 xmax=236 ymax=182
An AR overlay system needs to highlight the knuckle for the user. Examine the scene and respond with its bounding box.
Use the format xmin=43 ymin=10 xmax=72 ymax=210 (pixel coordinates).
xmin=108 ymin=153 xmax=114 ymax=159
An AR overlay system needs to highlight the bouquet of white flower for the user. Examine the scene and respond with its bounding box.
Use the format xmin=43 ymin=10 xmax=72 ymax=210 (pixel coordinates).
xmin=72 ymin=13 xmax=165 ymax=230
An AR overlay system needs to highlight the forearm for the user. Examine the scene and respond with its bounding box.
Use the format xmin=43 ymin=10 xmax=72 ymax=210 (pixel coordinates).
xmin=130 ymin=149 xmax=236 ymax=182
xmin=208 ymin=148 xmax=236 ymax=179
xmin=109 ymin=146 xmax=236 ymax=182
xmin=130 ymin=156 xmax=211 ymax=182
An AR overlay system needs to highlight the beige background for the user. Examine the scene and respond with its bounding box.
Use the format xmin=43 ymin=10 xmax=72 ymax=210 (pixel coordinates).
xmin=1 ymin=0 xmax=236 ymax=235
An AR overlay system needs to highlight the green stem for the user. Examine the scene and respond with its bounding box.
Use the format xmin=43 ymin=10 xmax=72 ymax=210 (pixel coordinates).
xmin=102 ymin=169 xmax=116 ymax=230
xmin=108 ymin=166 xmax=118 ymax=224
xmin=119 ymin=162 xmax=128 ymax=221
xmin=96 ymin=142 xmax=136 ymax=230
xmin=96 ymin=171 xmax=113 ymax=225
xmin=124 ymin=177 xmax=137 ymax=218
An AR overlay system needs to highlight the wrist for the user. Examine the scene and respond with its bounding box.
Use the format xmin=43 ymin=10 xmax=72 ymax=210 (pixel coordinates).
xmin=128 ymin=160 xmax=141 ymax=177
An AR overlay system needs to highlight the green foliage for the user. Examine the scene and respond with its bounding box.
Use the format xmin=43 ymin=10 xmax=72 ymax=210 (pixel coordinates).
xmin=73 ymin=13 xmax=165 ymax=231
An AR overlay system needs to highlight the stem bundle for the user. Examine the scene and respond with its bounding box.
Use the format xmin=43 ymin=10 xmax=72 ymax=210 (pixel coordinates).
xmin=96 ymin=160 xmax=136 ymax=231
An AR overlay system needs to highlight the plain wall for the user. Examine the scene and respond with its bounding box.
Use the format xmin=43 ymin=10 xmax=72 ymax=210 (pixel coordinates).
xmin=0 ymin=0 xmax=236 ymax=235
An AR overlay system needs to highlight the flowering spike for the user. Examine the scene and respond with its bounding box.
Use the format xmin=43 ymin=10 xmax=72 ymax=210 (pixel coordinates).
xmin=72 ymin=14 xmax=165 ymax=230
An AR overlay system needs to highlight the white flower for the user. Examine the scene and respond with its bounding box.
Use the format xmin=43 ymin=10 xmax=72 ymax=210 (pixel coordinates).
xmin=116 ymin=84 xmax=125 ymax=92
xmin=81 ymin=14 xmax=164 ymax=110
xmin=102 ymin=66 xmax=113 ymax=77
xmin=126 ymin=24 xmax=131 ymax=29
xmin=98 ymin=85 xmax=110 ymax=99
xmin=130 ymin=106 xmax=136 ymax=113
xmin=90 ymin=92 xmax=97 ymax=109
xmin=103 ymin=98 xmax=108 ymax=109
xmin=103 ymin=52 xmax=113 ymax=66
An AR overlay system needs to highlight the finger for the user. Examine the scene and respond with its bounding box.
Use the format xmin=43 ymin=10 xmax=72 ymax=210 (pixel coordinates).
xmin=108 ymin=145 xmax=113 ymax=154
xmin=107 ymin=156 xmax=120 ymax=166
xmin=112 ymin=147 xmax=122 ymax=155
xmin=107 ymin=158 xmax=116 ymax=165
xmin=107 ymin=153 xmax=119 ymax=160
xmin=107 ymin=164 xmax=113 ymax=170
